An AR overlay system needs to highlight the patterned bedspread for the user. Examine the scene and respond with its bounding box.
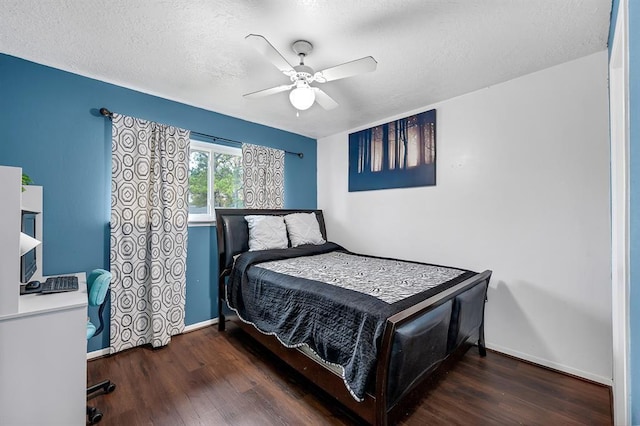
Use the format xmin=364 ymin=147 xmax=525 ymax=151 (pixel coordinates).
xmin=227 ymin=242 xmax=474 ymax=401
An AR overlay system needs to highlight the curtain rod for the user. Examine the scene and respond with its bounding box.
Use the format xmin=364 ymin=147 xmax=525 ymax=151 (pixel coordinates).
xmin=99 ymin=107 xmax=304 ymax=158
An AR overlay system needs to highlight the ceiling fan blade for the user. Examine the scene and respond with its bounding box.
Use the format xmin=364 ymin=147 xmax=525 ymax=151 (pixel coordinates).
xmin=313 ymin=88 xmax=339 ymax=110
xmin=315 ymin=56 xmax=377 ymax=83
xmin=245 ymin=34 xmax=295 ymax=74
xmin=244 ymin=84 xmax=294 ymax=99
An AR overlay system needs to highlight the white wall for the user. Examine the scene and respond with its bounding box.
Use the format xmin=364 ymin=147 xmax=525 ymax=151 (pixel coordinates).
xmin=317 ymin=51 xmax=612 ymax=383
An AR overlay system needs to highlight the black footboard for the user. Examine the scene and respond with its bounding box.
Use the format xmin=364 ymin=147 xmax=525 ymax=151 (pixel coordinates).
xmin=375 ymin=270 xmax=492 ymax=423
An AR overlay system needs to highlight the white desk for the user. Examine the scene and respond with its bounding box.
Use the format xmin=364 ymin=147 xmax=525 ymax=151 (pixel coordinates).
xmin=0 ymin=273 xmax=88 ymax=425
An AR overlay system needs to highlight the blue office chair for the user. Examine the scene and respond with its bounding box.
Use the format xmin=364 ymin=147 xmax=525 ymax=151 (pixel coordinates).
xmin=86 ymin=269 xmax=116 ymax=425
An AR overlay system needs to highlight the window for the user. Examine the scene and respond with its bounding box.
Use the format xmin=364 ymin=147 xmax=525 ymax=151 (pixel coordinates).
xmin=188 ymin=140 xmax=243 ymax=223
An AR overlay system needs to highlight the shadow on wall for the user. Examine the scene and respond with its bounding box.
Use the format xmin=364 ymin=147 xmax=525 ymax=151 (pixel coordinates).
xmin=486 ymin=280 xmax=553 ymax=363
xmin=486 ymin=279 xmax=612 ymax=379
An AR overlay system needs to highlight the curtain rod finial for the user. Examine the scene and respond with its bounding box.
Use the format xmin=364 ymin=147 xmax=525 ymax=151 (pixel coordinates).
xmin=99 ymin=107 xmax=113 ymax=118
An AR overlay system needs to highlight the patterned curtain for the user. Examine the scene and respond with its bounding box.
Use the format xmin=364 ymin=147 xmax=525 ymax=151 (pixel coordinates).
xmin=242 ymin=143 xmax=284 ymax=208
xmin=110 ymin=114 xmax=190 ymax=354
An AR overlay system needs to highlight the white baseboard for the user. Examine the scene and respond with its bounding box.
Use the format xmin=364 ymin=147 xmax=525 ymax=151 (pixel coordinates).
xmin=86 ymin=318 xmax=220 ymax=360
xmin=87 ymin=322 xmax=612 ymax=388
xmin=183 ymin=318 xmax=219 ymax=333
xmin=87 ymin=348 xmax=110 ymax=360
xmin=487 ymin=342 xmax=613 ymax=386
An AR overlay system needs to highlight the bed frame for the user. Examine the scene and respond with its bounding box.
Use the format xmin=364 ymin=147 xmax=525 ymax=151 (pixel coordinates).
xmin=215 ymin=209 xmax=492 ymax=425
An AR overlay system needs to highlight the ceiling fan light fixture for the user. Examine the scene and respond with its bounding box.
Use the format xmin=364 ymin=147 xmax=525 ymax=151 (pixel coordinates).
xmin=289 ymin=85 xmax=315 ymax=110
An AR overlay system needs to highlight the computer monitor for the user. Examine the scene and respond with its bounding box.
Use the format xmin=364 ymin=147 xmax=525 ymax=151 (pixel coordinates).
xmin=20 ymin=213 xmax=37 ymax=283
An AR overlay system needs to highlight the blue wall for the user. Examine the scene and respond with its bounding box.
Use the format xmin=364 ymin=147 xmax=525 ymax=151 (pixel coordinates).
xmin=610 ymin=0 xmax=620 ymax=55
xmin=0 ymin=54 xmax=317 ymax=352
xmin=610 ymin=0 xmax=639 ymax=422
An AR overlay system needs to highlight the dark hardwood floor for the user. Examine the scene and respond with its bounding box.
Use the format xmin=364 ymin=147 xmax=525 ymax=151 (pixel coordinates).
xmin=87 ymin=323 xmax=612 ymax=425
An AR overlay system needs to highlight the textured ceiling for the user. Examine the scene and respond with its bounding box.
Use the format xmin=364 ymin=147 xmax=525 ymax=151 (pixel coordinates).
xmin=0 ymin=0 xmax=611 ymax=139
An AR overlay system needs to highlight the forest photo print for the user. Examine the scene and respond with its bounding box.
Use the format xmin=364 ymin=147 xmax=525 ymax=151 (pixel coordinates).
xmin=348 ymin=109 xmax=436 ymax=192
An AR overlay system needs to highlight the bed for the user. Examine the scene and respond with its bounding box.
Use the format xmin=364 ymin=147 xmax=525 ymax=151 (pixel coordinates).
xmin=216 ymin=208 xmax=492 ymax=425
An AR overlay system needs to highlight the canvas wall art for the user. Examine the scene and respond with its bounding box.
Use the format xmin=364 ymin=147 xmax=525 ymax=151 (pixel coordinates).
xmin=349 ymin=109 xmax=436 ymax=192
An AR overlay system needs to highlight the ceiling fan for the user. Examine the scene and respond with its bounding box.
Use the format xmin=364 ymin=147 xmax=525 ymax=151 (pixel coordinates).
xmin=243 ymin=34 xmax=377 ymax=112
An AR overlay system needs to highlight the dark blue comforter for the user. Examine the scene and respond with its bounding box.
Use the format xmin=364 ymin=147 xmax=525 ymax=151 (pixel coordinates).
xmin=227 ymin=242 xmax=473 ymax=401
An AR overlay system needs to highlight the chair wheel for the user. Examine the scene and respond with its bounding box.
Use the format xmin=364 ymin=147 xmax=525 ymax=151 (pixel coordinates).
xmin=88 ymin=408 xmax=103 ymax=424
xmin=106 ymin=383 xmax=116 ymax=393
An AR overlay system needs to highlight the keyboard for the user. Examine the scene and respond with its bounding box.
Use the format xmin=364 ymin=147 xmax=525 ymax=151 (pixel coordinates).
xmin=40 ymin=276 xmax=79 ymax=294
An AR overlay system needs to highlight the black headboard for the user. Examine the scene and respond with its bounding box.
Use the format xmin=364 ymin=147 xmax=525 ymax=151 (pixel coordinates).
xmin=215 ymin=209 xmax=327 ymax=273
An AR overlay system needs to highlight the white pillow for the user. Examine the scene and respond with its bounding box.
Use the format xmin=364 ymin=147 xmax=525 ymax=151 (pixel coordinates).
xmin=284 ymin=213 xmax=326 ymax=247
xmin=244 ymin=215 xmax=288 ymax=251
